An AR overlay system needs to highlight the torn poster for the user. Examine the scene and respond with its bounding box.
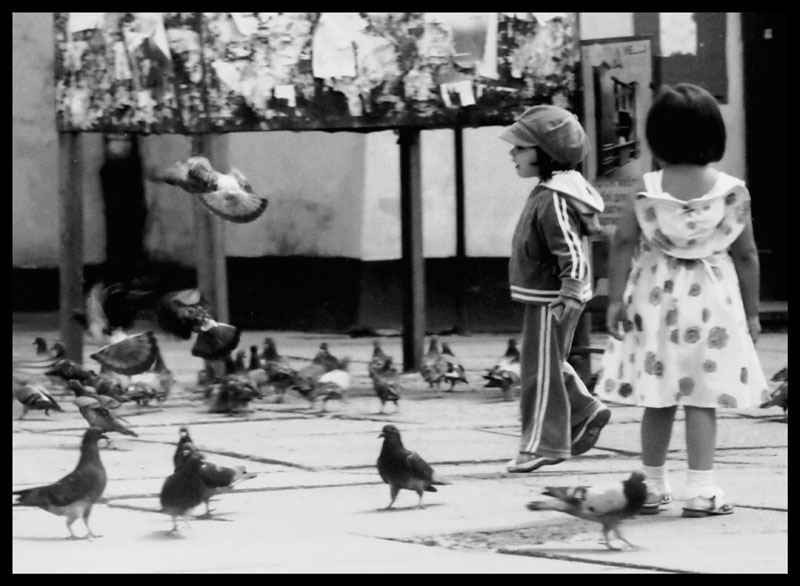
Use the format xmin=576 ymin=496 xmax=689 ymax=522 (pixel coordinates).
xmin=68 ymin=13 xmax=105 ymax=35
xmin=311 ymin=13 xmax=366 ymax=79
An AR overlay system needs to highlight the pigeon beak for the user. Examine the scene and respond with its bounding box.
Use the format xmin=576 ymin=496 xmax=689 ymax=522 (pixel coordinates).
xmin=378 ymin=432 xmax=384 ymax=438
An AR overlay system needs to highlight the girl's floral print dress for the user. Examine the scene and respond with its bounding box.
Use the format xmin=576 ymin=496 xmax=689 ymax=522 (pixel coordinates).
xmin=597 ymin=171 xmax=769 ymax=409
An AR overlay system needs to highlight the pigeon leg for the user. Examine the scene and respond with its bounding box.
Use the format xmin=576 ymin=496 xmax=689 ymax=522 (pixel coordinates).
xmin=167 ymin=516 xmax=180 ymax=534
xmin=197 ymin=500 xmax=214 ymax=518
xmin=416 ymin=491 xmax=425 ymax=509
xmin=612 ymin=527 xmax=638 ymax=550
xmin=378 ymin=402 xmax=384 ymax=414
xmin=384 ymin=486 xmax=400 ymax=510
xmin=600 ymin=526 xmax=622 ymax=550
xmin=17 ymin=406 xmax=28 ymax=420
xmin=65 ymin=514 xmax=83 ymax=539
xmin=83 ymin=508 xmax=102 ymax=539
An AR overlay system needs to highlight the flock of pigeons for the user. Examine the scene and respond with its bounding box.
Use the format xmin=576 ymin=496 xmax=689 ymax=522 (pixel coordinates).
xmin=11 ymin=271 xmax=788 ymax=549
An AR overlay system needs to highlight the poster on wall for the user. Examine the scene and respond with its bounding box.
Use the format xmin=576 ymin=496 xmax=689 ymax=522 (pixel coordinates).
xmin=54 ymin=12 xmax=581 ymax=134
xmin=580 ymin=36 xmax=653 ymax=229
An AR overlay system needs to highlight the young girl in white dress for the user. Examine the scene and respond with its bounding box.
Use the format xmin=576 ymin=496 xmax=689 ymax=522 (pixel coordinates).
xmin=597 ymin=83 xmax=769 ymax=517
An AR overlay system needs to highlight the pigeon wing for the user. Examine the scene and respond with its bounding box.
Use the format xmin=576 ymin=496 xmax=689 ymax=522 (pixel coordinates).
xmin=89 ymin=331 xmax=159 ymax=375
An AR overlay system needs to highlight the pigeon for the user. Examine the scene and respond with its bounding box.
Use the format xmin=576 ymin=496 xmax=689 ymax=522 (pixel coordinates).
xmin=155 ymin=288 xmax=241 ymax=360
xmin=420 ymin=336 xmax=448 ymax=390
xmin=149 ymin=155 xmax=268 ymax=224
xmin=67 ymin=380 xmax=123 ymax=411
xmin=13 ymin=427 xmax=108 ymax=539
xmin=368 ymin=339 xmax=392 ymax=378
xmin=33 ymin=337 xmax=50 ymax=356
xmin=526 ymin=471 xmax=648 ymax=550
xmin=43 ymin=354 xmax=97 ymax=386
xmin=315 ymin=358 xmax=351 ymax=411
xmin=89 ymin=331 xmax=161 ymax=376
xmin=170 ymin=427 xmax=257 ymax=517
xmin=14 ymin=383 xmax=63 ymax=419
xmin=260 ymin=338 xmax=297 ymax=403
xmin=159 ymin=448 xmax=208 ymax=534
xmin=312 ymin=342 xmax=342 ymax=372
xmin=441 ymin=342 xmax=469 ymax=391
xmin=371 ymin=357 xmax=400 ymax=414
xmin=71 ymin=281 xmax=161 ymax=344
xmin=772 ymin=366 xmax=788 ymax=382
xmin=74 ymin=395 xmax=138 ymax=439
xmin=127 ymin=348 xmax=174 ymax=404
xmin=760 ymin=380 xmax=788 ymax=416
xmin=209 ymin=379 xmax=262 ymax=415
xmin=376 ymin=424 xmax=450 ymax=509
xmin=290 ymin=362 xmax=328 ymax=406
xmin=483 ymin=338 xmax=521 ymax=400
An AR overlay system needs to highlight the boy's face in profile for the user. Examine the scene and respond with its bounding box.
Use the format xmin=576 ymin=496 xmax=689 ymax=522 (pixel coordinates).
xmin=509 ymin=145 xmax=539 ymax=178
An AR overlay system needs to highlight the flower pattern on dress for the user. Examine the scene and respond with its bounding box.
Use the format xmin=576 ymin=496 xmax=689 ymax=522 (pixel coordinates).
xmin=619 ymin=383 xmax=633 ymax=397
xmin=740 ymin=367 xmax=748 ymax=384
xmin=689 ymin=282 xmax=702 ymax=296
xmin=684 ymin=326 xmax=701 ymax=344
xmin=664 ymin=279 xmax=674 ymax=293
xmin=670 ymin=329 xmax=679 ymax=344
xmin=645 ymin=352 xmax=657 ymax=373
xmin=634 ymin=313 xmax=643 ymax=332
xmin=701 ymin=308 xmax=711 ymax=322
xmin=678 ymin=377 xmax=695 ymax=397
xmin=707 ymin=326 xmax=729 ymax=349
xmin=725 ymin=192 xmax=737 ymax=205
xmin=649 ymin=287 xmax=662 ymax=305
xmin=666 ymin=308 xmax=678 ymax=326
xmin=654 ymin=361 xmax=664 ymax=377
xmin=643 ymin=206 xmax=657 ymax=222
xmin=718 ymin=394 xmax=737 ymax=408
xmin=703 ymin=359 xmax=717 ymax=373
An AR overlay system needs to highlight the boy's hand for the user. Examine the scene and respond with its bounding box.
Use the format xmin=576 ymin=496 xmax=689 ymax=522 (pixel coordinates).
xmin=549 ymin=296 xmax=581 ymax=324
xmin=605 ymin=300 xmax=628 ymax=341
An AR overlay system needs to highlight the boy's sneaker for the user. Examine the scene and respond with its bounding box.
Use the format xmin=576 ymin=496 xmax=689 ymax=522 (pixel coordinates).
xmin=571 ymin=407 xmax=611 ymax=456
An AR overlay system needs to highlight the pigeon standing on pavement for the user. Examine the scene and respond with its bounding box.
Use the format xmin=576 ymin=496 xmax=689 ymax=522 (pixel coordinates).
xmin=159 ymin=448 xmax=208 ymax=534
xmin=483 ymin=338 xmax=521 ymax=401
xmin=14 ymin=383 xmax=63 ymax=419
xmin=74 ymin=395 xmax=139 ymax=440
xmin=171 ymin=427 xmax=257 ymax=518
xmin=376 ymin=424 xmax=450 ymax=509
xmin=315 ymin=357 xmax=351 ymax=411
xmin=13 ymin=427 xmax=108 ymax=539
xmin=148 ymin=155 xmax=268 ymax=224
xmin=260 ymin=337 xmax=297 ymax=403
xmin=526 ymin=471 xmax=648 ymax=550
xmin=313 ymin=342 xmax=342 ymax=372
xmin=420 ymin=336 xmax=448 ymax=391
xmin=371 ymin=357 xmax=401 ymax=414
xmin=441 ymin=342 xmax=468 ymax=391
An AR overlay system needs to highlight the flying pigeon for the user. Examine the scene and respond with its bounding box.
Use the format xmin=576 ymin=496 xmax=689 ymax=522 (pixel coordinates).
xmin=440 ymin=342 xmax=468 ymax=391
xmin=149 ymin=155 xmax=268 ymax=224
xmin=155 ymin=288 xmax=241 ymax=360
xmin=159 ymin=448 xmax=208 ymax=534
xmin=526 ymin=471 xmax=648 ymax=550
xmin=376 ymin=424 xmax=450 ymax=509
xmin=171 ymin=427 xmax=257 ymax=518
xmin=371 ymin=357 xmax=400 ymax=414
xmin=14 ymin=382 xmax=63 ymax=419
xmin=89 ymin=331 xmax=161 ymax=376
xmin=13 ymin=427 xmax=108 ymax=539
xmin=72 ymin=281 xmax=160 ymax=343
xmin=420 ymin=336 xmax=448 ymax=391
xmin=483 ymin=338 xmax=521 ymax=400
xmin=772 ymin=366 xmax=788 ymax=382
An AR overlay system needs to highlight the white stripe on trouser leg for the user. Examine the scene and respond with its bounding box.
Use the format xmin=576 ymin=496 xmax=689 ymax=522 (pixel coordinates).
xmin=525 ymin=305 xmax=550 ymax=454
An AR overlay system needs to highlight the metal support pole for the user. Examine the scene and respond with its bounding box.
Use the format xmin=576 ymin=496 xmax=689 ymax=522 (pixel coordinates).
xmin=58 ymin=131 xmax=84 ymax=363
xmin=453 ymin=126 xmax=468 ymax=333
xmin=398 ymin=127 xmax=425 ymax=372
xmin=191 ymin=134 xmax=229 ymax=323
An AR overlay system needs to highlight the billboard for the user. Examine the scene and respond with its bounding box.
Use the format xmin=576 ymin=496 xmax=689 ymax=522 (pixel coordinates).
xmin=54 ymin=12 xmax=580 ymax=134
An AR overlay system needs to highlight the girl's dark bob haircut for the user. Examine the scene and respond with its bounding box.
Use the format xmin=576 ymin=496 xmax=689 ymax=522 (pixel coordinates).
xmin=535 ymin=146 xmax=574 ymax=181
xmin=645 ymin=83 xmax=726 ymax=165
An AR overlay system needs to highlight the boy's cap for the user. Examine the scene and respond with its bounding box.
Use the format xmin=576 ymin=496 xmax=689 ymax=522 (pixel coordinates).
xmin=498 ymin=105 xmax=589 ymax=167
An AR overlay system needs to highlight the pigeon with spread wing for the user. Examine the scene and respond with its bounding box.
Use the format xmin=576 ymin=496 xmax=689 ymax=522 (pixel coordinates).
xmin=149 ymin=155 xmax=268 ymax=224
xmin=526 ymin=471 xmax=648 ymax=550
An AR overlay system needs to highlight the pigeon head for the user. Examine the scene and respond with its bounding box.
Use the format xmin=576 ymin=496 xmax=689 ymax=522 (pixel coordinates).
xmin=51 ymin=342 xmax=67 ymax=357
xmin=379 ymin=424 xmax=401 ymax=439
xmin=33 ymin=337 xmax=47 ymax=350
xmin=83 ymin=426 xmax=109 ymax=445
xmin=178 ymin=427 xmax=190 ymax=438
xmin=508 ymin=339 xmax=518 ymax=348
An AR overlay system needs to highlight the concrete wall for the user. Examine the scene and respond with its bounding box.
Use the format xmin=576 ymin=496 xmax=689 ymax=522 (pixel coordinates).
xmin=12 ymin=12 xmax=747 ymax=268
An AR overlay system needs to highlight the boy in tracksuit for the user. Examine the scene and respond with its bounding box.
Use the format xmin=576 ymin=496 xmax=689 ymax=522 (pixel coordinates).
xmin=499 ymin=105 xmax=611 ymax=473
